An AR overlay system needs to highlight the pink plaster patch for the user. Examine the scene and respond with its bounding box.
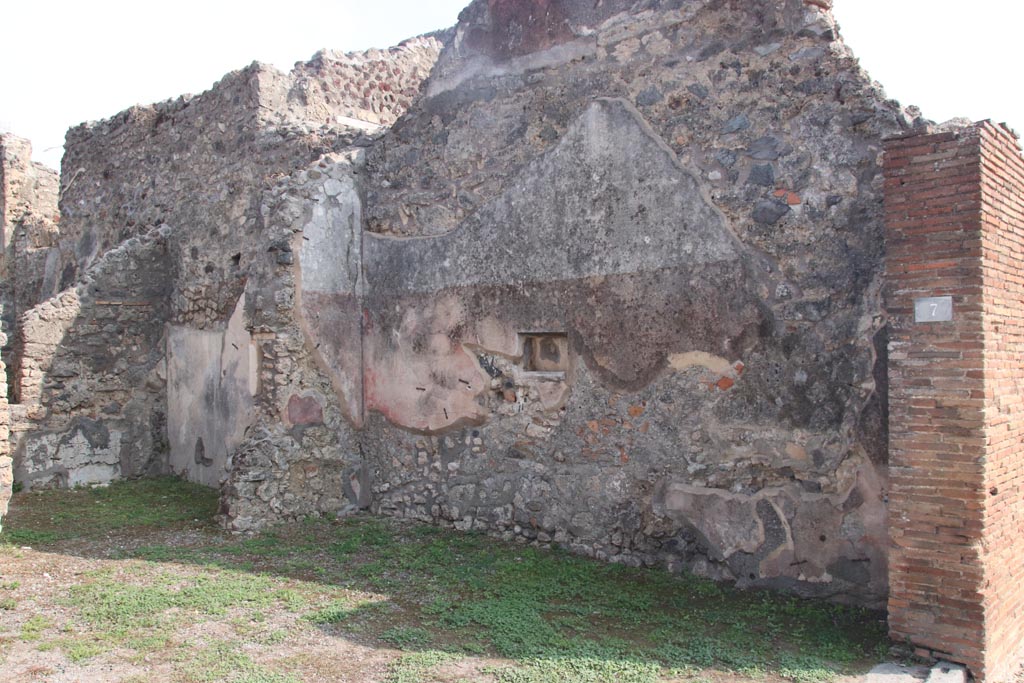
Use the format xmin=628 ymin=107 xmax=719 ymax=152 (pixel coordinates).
xmin=287 ymin=394 xmax=324 ymax=426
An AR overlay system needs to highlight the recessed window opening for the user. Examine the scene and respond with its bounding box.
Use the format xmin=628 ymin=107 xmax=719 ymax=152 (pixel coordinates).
xmin=520 ymin=332 xmax=569 ymax=375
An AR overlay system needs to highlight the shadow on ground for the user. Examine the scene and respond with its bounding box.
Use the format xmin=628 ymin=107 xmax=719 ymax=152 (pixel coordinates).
xmin=0 ymin=478 xmax=893 ymax=683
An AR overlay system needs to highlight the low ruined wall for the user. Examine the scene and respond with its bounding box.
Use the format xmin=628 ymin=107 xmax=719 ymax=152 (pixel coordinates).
xmin=10 ymin=38 xmax=444 ymax=495
xmin=0 ymin=135 xmax=60 ymax=394
xmin=12 ymin=229 xmax=172 ymax=489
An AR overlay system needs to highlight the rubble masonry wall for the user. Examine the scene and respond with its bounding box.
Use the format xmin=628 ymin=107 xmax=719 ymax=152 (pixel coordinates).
xmin=223 ymin=0 xmax=919 ymax=607
xmin=10 ymin=40 xmax=443 ymax=494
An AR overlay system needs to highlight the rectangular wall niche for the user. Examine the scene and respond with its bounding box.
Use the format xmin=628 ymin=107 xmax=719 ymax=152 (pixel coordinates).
xmin=520 ymin=332 xmax=569 ymax=374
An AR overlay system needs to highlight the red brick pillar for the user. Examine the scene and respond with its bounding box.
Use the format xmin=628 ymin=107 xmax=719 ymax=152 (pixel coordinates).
xmin=976 ymin=123 xmax=1024 ymax=682
xmin=885 ymin=122 xmax=1024 ymax=682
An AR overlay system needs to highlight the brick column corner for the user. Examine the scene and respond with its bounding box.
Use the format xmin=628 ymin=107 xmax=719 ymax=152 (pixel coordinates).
xmin=885 ymin=121 xmax=1024 ymax=682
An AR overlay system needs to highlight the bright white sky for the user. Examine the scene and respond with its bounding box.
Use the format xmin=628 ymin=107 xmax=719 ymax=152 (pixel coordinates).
xmin=1 ymin=1 xmax=1021 ymax=171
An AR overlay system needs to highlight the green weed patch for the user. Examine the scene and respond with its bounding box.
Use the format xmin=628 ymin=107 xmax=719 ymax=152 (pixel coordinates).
xmin=1 ymin=478 xmax=890 ymax=682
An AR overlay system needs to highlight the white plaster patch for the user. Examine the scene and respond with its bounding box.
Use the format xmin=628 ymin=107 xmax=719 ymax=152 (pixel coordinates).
xmin=667 ymin=350 xmax=734 ymax=375
xmin=660 ymin=483 xmax=766 ymax=559
xmin=298 ymin=168 xmax=362 ymax=296
xmin=22 ymin=428 xmax=122 ymax=488
xmin=167 ymin=294 xmax=255 ymax=488
xmin=323 ymin=178 xmax=345 ymax=197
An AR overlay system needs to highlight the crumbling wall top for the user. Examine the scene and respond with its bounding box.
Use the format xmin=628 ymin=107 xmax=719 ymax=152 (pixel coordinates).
xmin=279 ymin=36 xmax=444 ymax=127
xmin=1 ymin=134 xmax=59 ymax=254
xmin=0 ymin=134 xmax=60 ymax=383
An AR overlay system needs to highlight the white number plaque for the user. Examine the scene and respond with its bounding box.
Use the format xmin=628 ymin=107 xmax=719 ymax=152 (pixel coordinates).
xmin=914 ymin=296 xmax=953 ymax=323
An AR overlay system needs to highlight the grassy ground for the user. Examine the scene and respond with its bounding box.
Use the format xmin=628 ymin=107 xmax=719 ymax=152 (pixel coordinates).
xmin=0 ymin=478 xmax=892 ymax=683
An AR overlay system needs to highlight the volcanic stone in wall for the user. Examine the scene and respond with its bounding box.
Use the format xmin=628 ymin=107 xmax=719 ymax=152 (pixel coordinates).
xmin=10 ymin=34 xmax=447 ymax=494
xmin=281 ymin=37 xmax=446 ymax=128
xmin=0 ymin=135 xmax=60 ymax=391
xmin=12 ymin=229 xmax=173 ymax=490
xmin=316 ymin=0 xmax=919 ymax=606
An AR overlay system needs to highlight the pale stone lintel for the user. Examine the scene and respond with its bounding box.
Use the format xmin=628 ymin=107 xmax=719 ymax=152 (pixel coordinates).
xmin=334 ymin=116 xmax=383 ymax=133
xmin=667 ymin=350 xmax=734 ymax=376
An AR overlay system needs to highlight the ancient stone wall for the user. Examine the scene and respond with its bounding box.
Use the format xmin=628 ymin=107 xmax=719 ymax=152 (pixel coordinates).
xmin=58 ymin=38 xmax=442 ymax=327
xmin=0 ymin=135 xmax=59 ymax=395
xmin=0 ymin=135 xmax=59 ymax=283
xmin=326 ymin=0 xmax=910 ymax=606
xmin=12 ymin=229 xmax=172 ymax=489
xmin=212 ymin=0 xmax=926 ymax=607
xmin=220 ymin=151 xmax=374 ymax=530
xmin=10 ymin=40 xmax=444 ymax=492
xmin=7 ymin=1 xmax=1024 ymax=672
xmin=885 ymin=122 xmax=1024 ymax=682
xmin=19 ymin=0 xmax=1018 ymax=626
xmin=60 ymin=66 xmax=339 ymax=315
xmin=277 ymin=37 xmax=445 ymax=128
